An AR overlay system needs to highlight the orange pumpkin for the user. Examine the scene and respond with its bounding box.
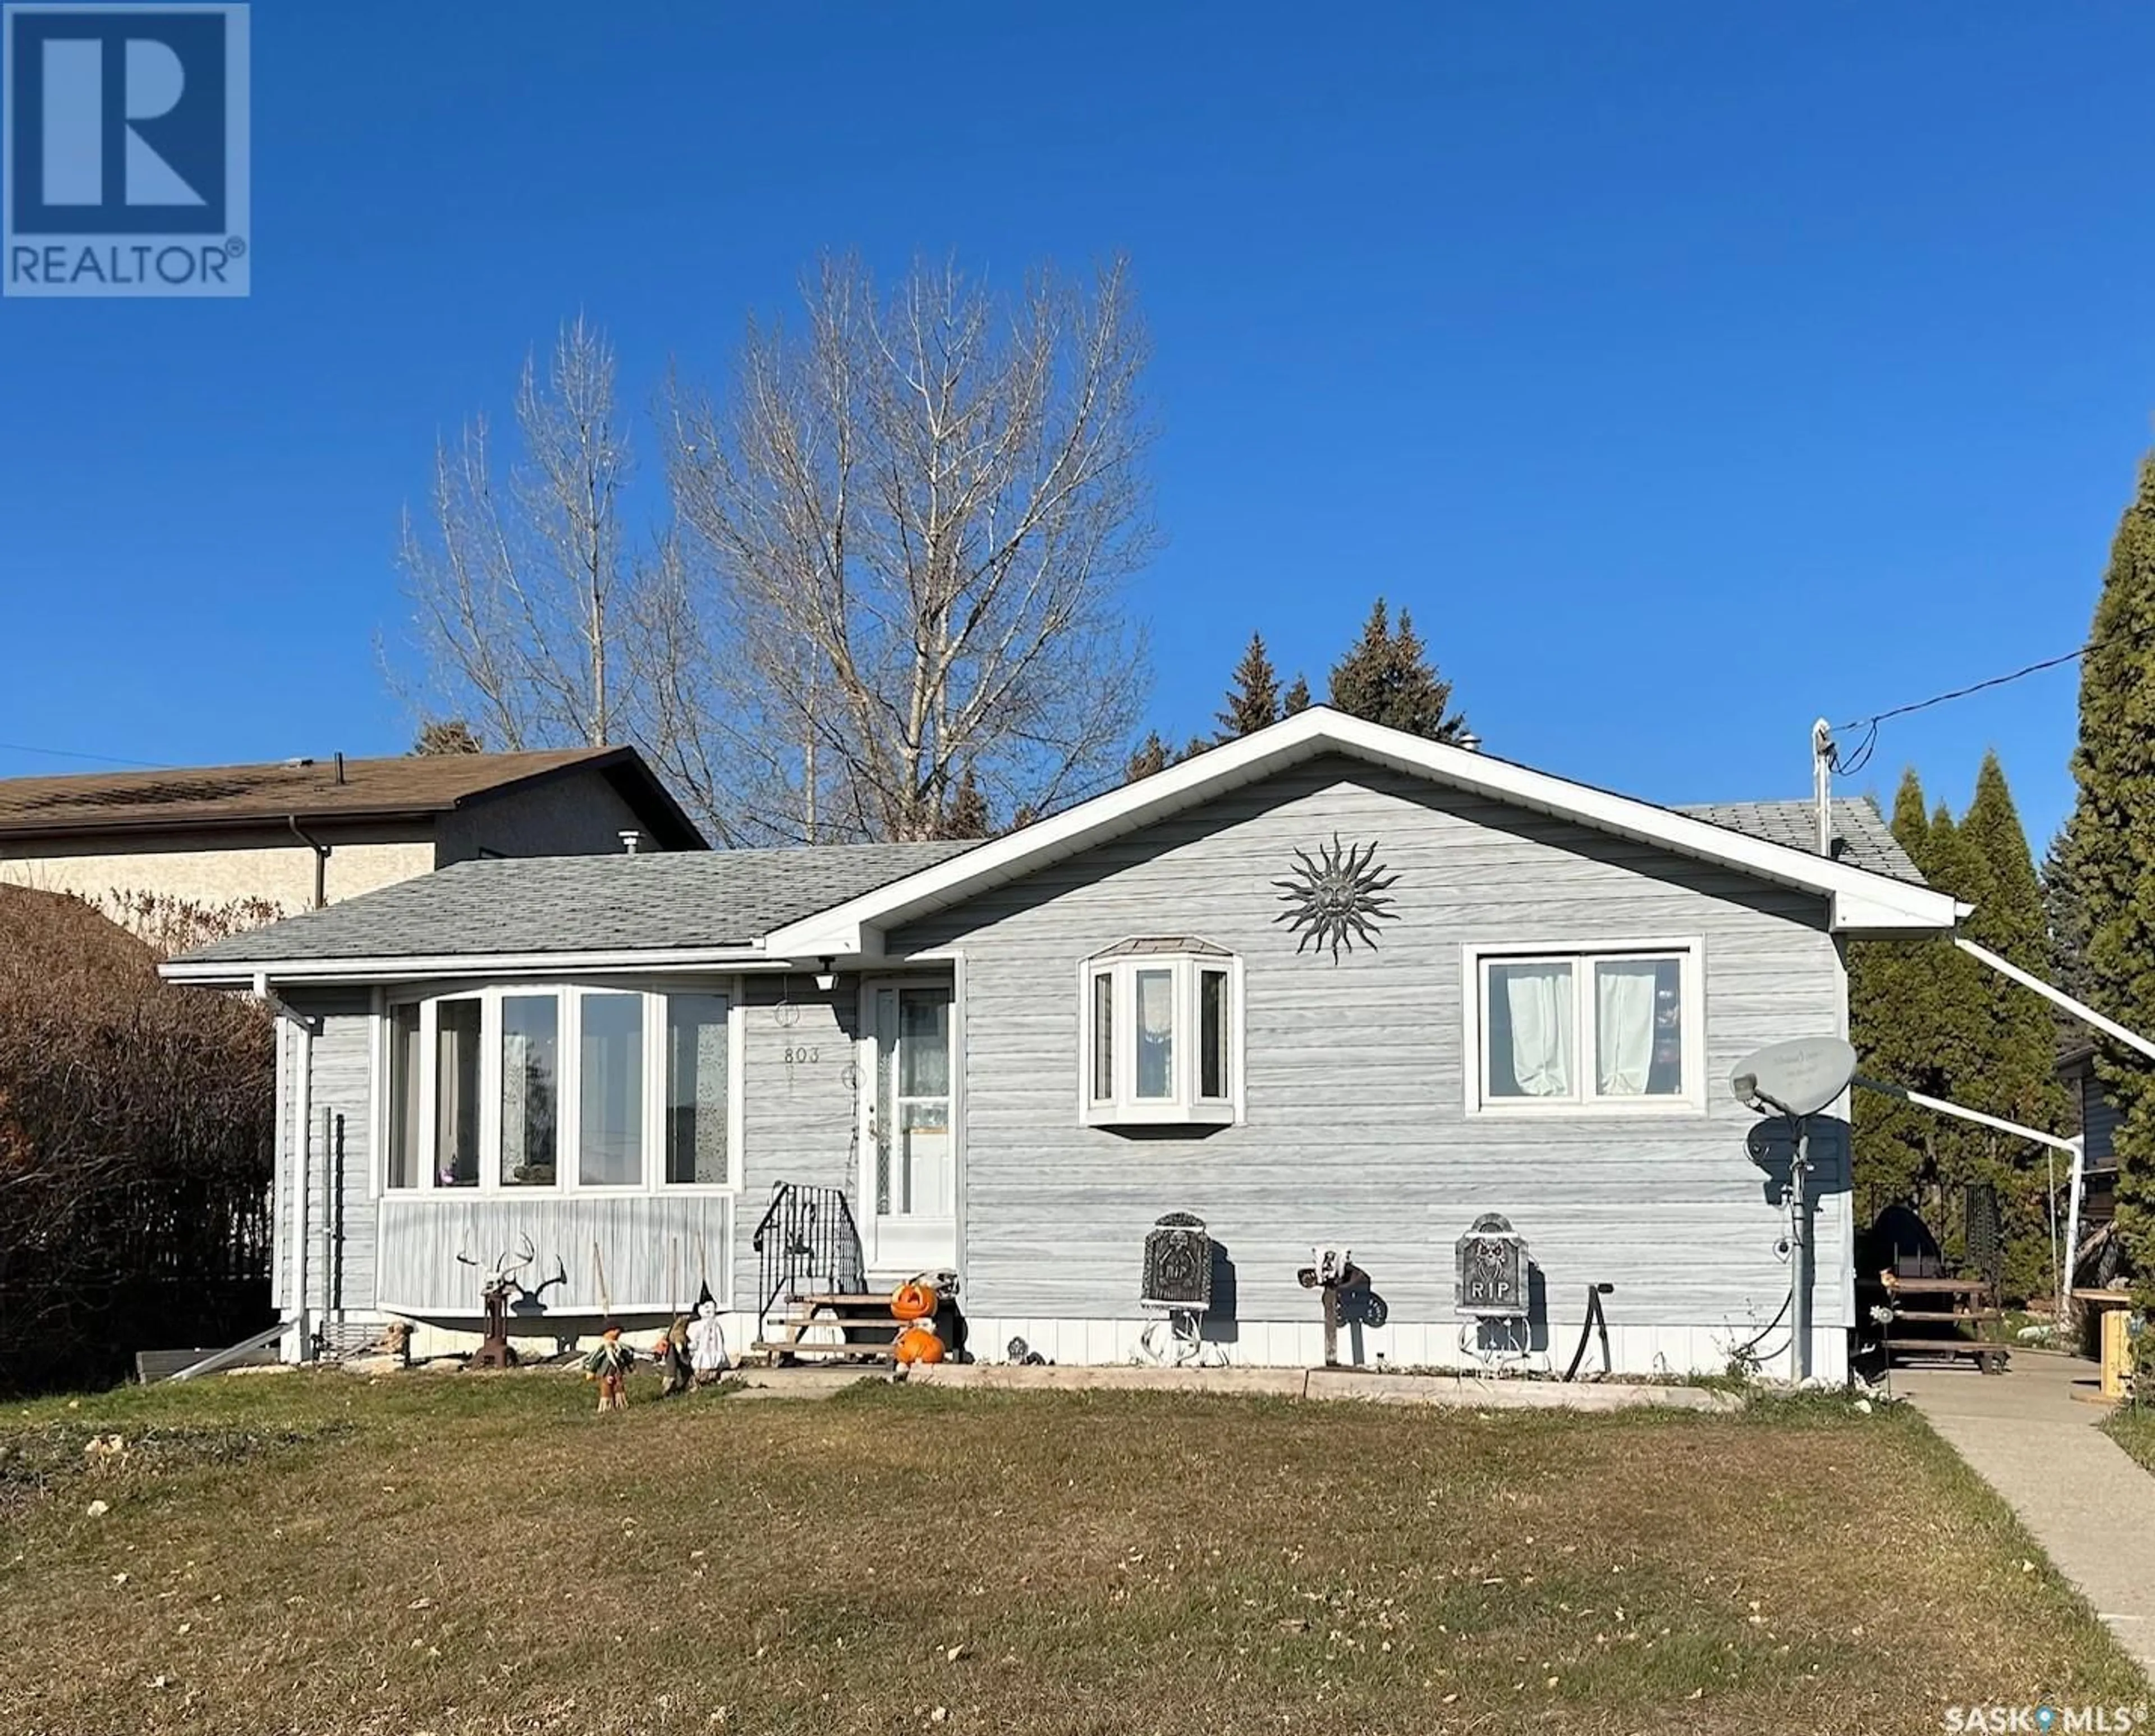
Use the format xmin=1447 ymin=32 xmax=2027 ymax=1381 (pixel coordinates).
xmin=893 ymin=1324 xmax=945 ymax=1365
xmin=890 ymin=1280 xmax=938 ymax=1322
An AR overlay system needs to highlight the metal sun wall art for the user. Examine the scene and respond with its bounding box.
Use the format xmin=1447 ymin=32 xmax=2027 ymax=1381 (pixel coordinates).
xmin=1272 ymin=833 xmax=1400 ymax=961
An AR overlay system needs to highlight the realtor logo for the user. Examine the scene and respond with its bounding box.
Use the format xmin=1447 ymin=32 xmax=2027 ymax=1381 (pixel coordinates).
xmin=2 ymin=3 xmax=249 ymax=296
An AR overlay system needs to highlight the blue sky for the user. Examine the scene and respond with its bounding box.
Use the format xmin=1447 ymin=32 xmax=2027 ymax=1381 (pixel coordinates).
xmin=2 ymin=3 xmax=2149 ymax=851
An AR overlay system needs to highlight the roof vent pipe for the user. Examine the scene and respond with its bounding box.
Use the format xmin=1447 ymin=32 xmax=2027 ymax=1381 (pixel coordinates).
xmin=620 ymin=829 xmax=643 ymax=855
xmin=1456 ymin=731 xmax=1482 ymax=753
xmin=333 ymin=751 xmax=345 ymax=786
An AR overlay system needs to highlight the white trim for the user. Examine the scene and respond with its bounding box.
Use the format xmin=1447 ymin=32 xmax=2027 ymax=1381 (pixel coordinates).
xmin=1078 ymin=946 xmax=1245 ymax=1128
xmin=161 ymin=946 xmax=777 ymax=988
xmin=858 ymin=974 xmax=959 ymax=1275
xmin=763 ymin=708 xmax=1962 ymax=956
xmin=1461 ymin=938 xmax=1707 ymax=1116
xmin=377 ymin=982 xmax=742 ymax=1201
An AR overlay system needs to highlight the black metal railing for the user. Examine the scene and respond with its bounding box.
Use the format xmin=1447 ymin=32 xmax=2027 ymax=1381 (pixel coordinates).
xmin=751 ymin=1182 xmax=865 ymax=1325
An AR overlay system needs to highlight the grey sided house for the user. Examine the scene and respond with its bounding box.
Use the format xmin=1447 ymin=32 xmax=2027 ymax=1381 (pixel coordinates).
xmin=163 ymin=708 xmax=1961 ymax=1381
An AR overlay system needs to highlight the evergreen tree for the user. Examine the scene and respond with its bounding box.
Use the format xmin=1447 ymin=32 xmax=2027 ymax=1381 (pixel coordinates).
xmin=1216 ymin=634 xmax=1282 ymax=738
xmin=2069 ymin=451 xmax=2155 ymax=1282
xmin=2042 ymin=818 xmax=2096 ymax=1011
xmin=1959 ymin=754 xmax=2071 ymax=1298
xmin=413 ymin=718 xmax=484 ymax=755
xmin=1327 ymin=599 xmax=1469 ymax=741
xmin=1123 ymin=731 xmax=1169 ymax=784
xmin=1282 ymin=674 xmax=1312 ymax=716
xmin=1849 ymin=770 xmax=1941 ymax=1229
xmin=932 ymin=767 xmax=992 ymax=840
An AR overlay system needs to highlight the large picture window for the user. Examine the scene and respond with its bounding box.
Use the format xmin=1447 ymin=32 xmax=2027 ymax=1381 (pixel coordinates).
xmin=384 ymin=985 xmax=736 ymax=1193
xmin=1080 ymin=940 xmax=1242 ymax=1127
xmin=1468 ymin=943 xmax=1702 ymax=1113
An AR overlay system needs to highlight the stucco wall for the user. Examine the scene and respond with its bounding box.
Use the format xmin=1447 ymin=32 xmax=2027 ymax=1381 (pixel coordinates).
xmin=0 ymin=829 xmax=437 ymax=914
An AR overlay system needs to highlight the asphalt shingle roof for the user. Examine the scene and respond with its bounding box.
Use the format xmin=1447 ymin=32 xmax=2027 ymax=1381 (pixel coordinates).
xmin=0 ymin=747 xmax=707 ymax=850
xmin=1676 ymin=796 xmax=1924 ymax=885
xmin=178 ymin=842 xmax=978 ymax=964
xmin=175 ymin=795 xmax=1924 ymax=972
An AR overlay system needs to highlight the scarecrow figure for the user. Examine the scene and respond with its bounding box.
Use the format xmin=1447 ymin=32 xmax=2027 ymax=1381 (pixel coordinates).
xmin=688 ymin=1299 xmax=730 ymax=1385
xmin=582 ymin=1322 xmax=635 ymax=1412
xmin=650 ymin=1316 xmax=692 ymax=1397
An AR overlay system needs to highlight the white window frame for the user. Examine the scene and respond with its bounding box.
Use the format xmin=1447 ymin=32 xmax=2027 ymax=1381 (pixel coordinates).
xmin=1461 ymin=939 xmax=1705 ymax=1116
xmin=1077 ymin=946 xmax=1244 ymax=1128
xmin=375 ymin=979 xmax=744 ymax=1197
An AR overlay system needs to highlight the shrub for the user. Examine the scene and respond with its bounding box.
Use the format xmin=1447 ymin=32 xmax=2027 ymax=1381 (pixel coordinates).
xmin=0 ymin=887 xmax=274 ymax=1393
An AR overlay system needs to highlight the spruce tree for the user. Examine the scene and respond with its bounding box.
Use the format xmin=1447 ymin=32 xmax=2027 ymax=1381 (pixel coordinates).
xmin=933 ymin=767 xmax=992 ymax=840
xmin=1327 ymin=599 xmax=1469 ymax=741
xmin=1959 ymin=754 xmax=2071 ymax=1298
xmin=413 ymin=718 xmax=484 ymax=755
xmin=1849 ymin=770 xmax=1939 ymax=1228
xmin=1216 ymin=634 xmax=1282 ymax=738
xmin=2042 ymin=821 xmax=2095 ymax=1010
xmin=1282 ymin=674 xmax=1312 ymax=716
xmin=1123 ymin=731 xmax=1169 ymax=784
xmin=2069 ymin=451 xmax=2155 ymax=1282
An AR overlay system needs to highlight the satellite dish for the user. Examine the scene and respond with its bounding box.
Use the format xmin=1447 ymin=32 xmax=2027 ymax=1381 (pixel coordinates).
xmin=1731 ymin=1037 xmax=1856 ymax=1119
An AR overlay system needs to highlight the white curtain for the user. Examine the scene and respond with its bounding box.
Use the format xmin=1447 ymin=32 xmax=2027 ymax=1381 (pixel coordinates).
xmin=1500 ymin=963 xmax=1574 ymax=1097
xmin=1595 ymin=961 xmax=1659 ymax=1096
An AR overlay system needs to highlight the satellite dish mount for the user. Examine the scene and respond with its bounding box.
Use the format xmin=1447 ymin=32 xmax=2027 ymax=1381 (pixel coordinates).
xmin=1730 ymin=1037 xmax=1856 ymax=1384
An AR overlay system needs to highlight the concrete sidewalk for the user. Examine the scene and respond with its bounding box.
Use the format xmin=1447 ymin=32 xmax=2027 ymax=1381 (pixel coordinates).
xmin=1900 ymin=1352 xmax=2155 ymax=1677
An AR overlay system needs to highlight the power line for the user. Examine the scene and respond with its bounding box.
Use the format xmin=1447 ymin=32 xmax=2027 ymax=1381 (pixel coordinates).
xmin=1835 ymin=643 xmax=2089 ymax=735
xmin=0 ymin=739 xmax=173 ymax=771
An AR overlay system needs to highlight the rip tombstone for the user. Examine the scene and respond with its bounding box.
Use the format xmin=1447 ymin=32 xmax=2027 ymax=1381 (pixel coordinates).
xmin=1455 ymin=1213 xmax=1529 ymax=1319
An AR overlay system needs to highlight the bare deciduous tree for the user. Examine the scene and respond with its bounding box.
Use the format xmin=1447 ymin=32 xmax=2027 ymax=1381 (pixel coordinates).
xmin=664 ymin=254 xmax=1157 ymax=841
xmin=394 ymin=315 xmax=636 ymax=754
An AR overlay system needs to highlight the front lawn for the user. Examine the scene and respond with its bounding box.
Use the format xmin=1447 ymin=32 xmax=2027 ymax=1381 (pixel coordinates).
xmin=2107 ymin=1404 xmax=2155 ymax=1477
xmin=0 ymin=1372 xmax=2141 ymax=1734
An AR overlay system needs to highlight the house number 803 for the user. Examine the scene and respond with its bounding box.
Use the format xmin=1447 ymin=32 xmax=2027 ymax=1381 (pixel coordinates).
xmin=783 ymin=1045 xmax=822 ymax=1065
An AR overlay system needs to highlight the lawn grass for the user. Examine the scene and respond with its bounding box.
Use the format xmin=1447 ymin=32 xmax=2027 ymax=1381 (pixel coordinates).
xmin=2106 ymin=1404 xmax=2155 ymax=1477
xmin=0 ymin=1371 xmax=2143 ymax=1735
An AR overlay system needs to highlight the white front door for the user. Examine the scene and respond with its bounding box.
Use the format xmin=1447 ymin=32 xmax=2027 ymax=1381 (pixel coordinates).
xmin=860 ymin=979 xmax=957 ymax=1278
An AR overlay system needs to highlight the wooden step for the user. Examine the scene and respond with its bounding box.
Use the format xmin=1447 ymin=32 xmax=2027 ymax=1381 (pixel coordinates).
xmin=1883 ymin=1337 xmax=2009 ymax=1362
xmin=1888 ymin=1309 xmax=2005 ymax=1323
xmin=751 ymin=1339 xmax=894 ymax=1363
xmin=765 ymin=1321 xmax=899 ymax=1346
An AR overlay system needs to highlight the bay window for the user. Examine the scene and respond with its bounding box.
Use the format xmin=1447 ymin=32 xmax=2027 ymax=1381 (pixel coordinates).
xmin=1468 ymin=942 xmax=1702 ymax=1113
xmin=383 ymin=985 xmax=737 ymax=1192
xmin=1080 ymin=940 xmax=1242 ymax=1127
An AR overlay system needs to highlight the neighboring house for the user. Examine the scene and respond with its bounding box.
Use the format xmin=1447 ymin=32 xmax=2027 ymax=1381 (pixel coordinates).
xmin=2058 ymin=1045 xmax=2122 ymax=1233
xmin=163 ymin=708 xmax=1958 ymax=1381
xmin=0 ymin=747 xmax=704 ymax=916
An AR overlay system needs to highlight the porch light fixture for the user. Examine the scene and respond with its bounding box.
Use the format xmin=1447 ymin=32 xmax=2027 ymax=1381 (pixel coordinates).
xmin=814 ymin=956 xmax=837 ymax=993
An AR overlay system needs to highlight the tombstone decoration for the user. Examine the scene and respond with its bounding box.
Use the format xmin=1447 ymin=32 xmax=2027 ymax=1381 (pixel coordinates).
xmin=1455 ymin=1212 xmax=1529 ymax=1320
xmin=1272 ymin=833 xmax=1400 ymax=961
xmin=1141 ymin=1212 xmax=1213 ymax=1311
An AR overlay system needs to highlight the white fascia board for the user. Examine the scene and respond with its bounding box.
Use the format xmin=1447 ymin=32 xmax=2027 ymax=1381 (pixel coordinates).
xmin=159 ymin=945 xmax=781 ymax=989
xmin=763 ymin=707 xmax=1963 ymax=951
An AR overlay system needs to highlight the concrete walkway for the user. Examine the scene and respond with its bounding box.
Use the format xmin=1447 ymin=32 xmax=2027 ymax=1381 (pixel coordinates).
xmin=1900 ymin=1351 xmax=2155 ymax=1675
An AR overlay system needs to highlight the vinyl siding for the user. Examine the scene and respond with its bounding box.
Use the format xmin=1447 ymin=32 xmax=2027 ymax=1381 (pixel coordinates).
xmin=270 ymin=992 xmax=374 ymax=1317
xmin=732 ymin=977 xmax=860 ymax=1314
xmin=888 ymin=756 xmax=1851 ymax=1356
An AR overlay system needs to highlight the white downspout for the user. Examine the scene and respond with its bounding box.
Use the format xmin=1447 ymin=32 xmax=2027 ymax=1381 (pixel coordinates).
xmin=2061 ymin=1135 xmax=2089 ymax=1321
xmin=1954 ymin=937 xmax=2155 ymax=1063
